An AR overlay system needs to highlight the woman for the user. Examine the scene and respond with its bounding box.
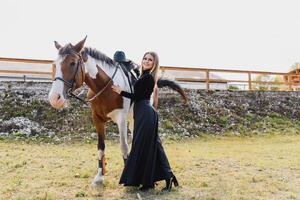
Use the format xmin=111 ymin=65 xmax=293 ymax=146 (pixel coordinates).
xmin=111 ymin=52 xmax=178 ymax=191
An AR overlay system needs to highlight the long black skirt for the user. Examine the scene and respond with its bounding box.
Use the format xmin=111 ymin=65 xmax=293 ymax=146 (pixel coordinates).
xmin=119 ymin=100 xmax=173 ymax=187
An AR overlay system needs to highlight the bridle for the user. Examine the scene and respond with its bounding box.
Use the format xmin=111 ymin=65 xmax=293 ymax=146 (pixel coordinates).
xmin=54 ymin=51 xmax=119 ymax=104
xmin=54 ymin=51 xmax=85 ymax=101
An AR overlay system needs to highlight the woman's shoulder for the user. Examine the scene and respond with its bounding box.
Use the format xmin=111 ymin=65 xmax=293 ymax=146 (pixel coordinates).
xmin=141 ymin=73 xmax=154 ymax=83
xmin=140 ymin=73 xmax=154 ymax=80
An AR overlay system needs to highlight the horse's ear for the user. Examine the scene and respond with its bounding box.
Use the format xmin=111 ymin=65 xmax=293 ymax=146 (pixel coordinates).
xmin=54 ymin=41 xmax=62 ymax=50
xmin=74 ymin=36 xmax=87 ymax=53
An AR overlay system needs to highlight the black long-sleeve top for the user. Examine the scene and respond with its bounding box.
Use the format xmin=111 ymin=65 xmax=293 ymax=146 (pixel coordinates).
xmin=121 ymin=69 xmax=154 ymax=102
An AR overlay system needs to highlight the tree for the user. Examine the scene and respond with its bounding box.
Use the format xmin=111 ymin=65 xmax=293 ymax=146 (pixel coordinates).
xmin=253 ymin=74 xmax=284 ymax=91
xmin=290 ymin=62 xmax=300 ymax=72
xmin=228 ymin=85 xmax=239 ymax=90
xmin=288 ymin=62 xmax=300 ymax=91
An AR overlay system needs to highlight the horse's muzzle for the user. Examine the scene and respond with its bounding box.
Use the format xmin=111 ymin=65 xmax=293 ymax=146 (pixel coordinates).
xmin=49 ymin=93 xmax=66 ymax=109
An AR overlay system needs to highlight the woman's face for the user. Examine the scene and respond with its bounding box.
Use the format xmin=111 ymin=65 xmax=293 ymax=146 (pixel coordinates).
xmin=142 ymin=54 xmax=154 ymax=70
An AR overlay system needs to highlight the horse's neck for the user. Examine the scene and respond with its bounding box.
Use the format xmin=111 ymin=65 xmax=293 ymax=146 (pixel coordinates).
xmin=84 ymin=56 xmax=112 ymax=92
xmin=85 ymin=56 xmax=115 ymax=79
xmin=84 ymin=56 xmax=131 ymax=92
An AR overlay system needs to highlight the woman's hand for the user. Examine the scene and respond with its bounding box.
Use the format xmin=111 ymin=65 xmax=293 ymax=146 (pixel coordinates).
xmin=152 ymin=84 xmax=158 ymax=110
xmin=111 ymin=84 xmax=122 ymax=94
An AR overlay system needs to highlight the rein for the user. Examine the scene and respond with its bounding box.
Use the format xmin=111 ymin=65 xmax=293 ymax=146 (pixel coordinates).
xmin=54 ymin=52 xmax=119 ymax=104
xmin=73 ymin=65 xmax=119 ymax=103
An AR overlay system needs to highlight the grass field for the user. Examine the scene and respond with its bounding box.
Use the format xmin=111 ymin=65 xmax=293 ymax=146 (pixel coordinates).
xmin=0 ymin=135 xmax=300 ymax=200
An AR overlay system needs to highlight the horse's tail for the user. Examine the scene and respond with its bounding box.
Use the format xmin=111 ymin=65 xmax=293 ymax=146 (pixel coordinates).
xmin=157 ymin=78 xmax=188 ymax=104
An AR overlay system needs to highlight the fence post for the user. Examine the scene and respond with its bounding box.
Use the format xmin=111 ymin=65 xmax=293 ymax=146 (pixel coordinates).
xmin=248 ymin=72 xmax=252 ymax=91
xmin=288 ymin=74 xmax=292 ymax=91
xmin=205 ymin=69 xmax=209 ymax=91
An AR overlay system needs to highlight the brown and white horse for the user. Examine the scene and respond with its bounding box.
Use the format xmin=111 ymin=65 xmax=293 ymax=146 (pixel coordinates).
xmin=48 ymin=37 xmax=187 ymax=187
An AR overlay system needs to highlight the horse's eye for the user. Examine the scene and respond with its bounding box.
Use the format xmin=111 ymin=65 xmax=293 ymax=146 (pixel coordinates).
xmin=70 ymin=62 xmax=76 ymax=66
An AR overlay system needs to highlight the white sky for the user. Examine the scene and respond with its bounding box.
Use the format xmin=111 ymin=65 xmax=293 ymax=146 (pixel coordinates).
xmin=1 ymin=0 xmax=300 ymax=72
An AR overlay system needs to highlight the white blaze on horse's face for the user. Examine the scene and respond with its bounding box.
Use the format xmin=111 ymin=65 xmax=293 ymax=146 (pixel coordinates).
xmin=48 ymin=56 xmax=67 ymax=109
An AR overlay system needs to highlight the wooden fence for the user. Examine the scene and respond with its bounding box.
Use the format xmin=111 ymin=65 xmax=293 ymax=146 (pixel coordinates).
xmin=160 ymin=66 xmax=298 ymax=91
xmin=0 ymin=57 xmax=52 ymax=82
xmin=0 ymin=57 xmax=299 ymax=91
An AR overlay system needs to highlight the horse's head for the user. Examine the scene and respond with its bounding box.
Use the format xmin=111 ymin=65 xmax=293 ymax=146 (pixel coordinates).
xmin=48 ymin=37 xmax=87 ymax=109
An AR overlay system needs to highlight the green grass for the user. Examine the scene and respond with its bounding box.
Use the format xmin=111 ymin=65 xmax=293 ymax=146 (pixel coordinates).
xmin=0 ymin=135 xmax=300 ymax=200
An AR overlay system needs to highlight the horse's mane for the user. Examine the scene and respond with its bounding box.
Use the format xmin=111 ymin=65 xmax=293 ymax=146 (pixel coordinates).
xmin=83 ymin=47 xmax=115 ymax=66
xmin=58 ymin=43 xmax=115 ymax=67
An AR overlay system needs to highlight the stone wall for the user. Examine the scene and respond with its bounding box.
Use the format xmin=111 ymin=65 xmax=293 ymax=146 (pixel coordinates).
xmin=1 ymin=82 xmax=300 ymax=141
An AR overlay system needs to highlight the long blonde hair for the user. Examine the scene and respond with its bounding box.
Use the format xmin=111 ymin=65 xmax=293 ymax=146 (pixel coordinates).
xmin=140 ymin=51 xmax=160 ymax=82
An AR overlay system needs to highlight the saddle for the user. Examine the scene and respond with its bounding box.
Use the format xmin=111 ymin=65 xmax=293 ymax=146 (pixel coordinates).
xmin=118 ymin=63 xmax=138 ymax=105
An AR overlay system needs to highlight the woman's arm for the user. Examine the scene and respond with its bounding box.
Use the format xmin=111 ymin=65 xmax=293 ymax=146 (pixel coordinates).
xmin=152 ymin=84 xmax=158 ymax=110
xmin=111 ymin=85 xmax=134 ymax=99
xmin=111 ymin=75 xmax=154 ymax=100
xmin=120 ymin=91 xmax=134 ymax=99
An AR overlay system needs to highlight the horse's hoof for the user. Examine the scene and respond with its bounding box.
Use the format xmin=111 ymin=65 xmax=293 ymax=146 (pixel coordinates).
xmin=91 ymin=176 xmax=104 ymax=187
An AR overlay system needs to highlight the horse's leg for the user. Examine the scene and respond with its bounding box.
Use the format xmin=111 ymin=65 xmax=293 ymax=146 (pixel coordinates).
xmin=117 ymin=113 xmax=129 ymax=165
xmin=91 ymin=114 xmax=106 ymax=187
